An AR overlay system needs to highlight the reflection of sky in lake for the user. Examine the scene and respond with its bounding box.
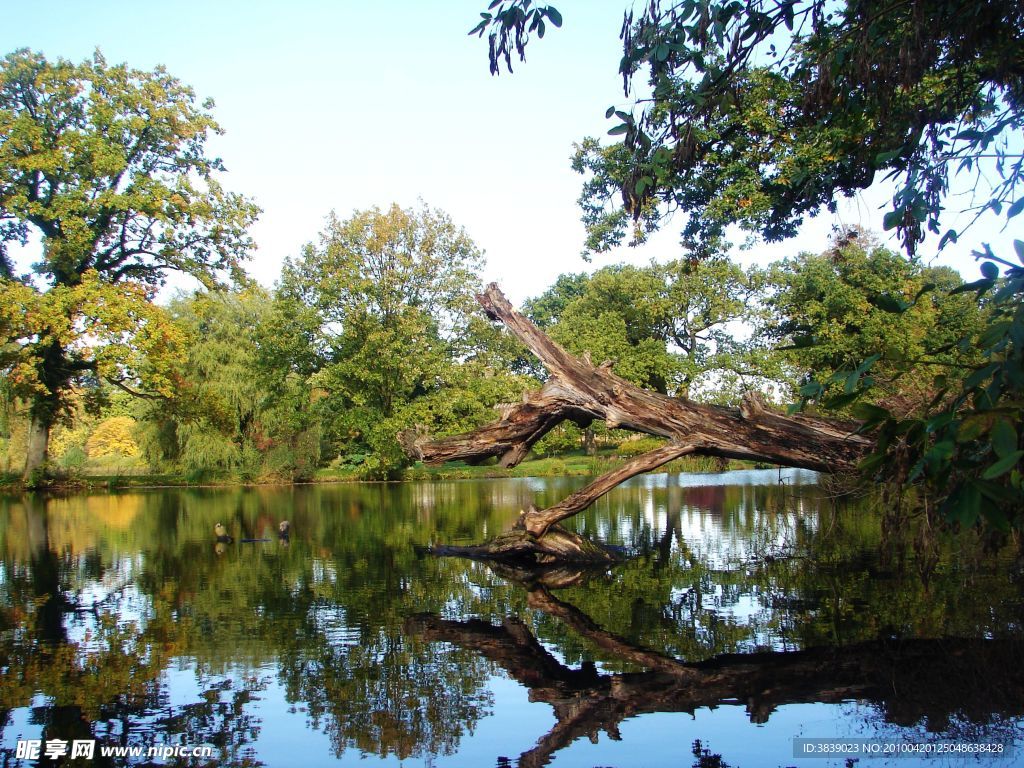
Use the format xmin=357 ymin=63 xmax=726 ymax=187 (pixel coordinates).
xmin=604 ymin=468 xmax=821 ymax=571
xmin=0 ymin=471 xmax=1020 ymax=768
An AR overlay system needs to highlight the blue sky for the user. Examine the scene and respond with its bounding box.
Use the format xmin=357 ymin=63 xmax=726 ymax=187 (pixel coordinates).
xmin=4 ymin=0 xmax=1022 ymax=303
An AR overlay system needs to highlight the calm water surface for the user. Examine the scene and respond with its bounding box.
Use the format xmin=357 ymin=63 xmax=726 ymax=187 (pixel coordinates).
xmin=1 ymin=470 xmax=1021 ymax=767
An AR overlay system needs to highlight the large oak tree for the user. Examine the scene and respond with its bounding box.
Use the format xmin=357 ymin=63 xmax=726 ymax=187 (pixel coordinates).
xmin=0 ymin=49 xmax=258 ymax=480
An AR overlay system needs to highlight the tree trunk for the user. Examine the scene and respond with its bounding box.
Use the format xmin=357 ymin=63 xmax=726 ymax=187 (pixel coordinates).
xmin=22 ymin=339 xmax=69 ymax=484
xmin=23 ymin=408 xmax=52 ymax=481
xmin=582 ymin=425 xmax=595 ymax=456
xmin=399 ymin=284 xmax=872 ymax=563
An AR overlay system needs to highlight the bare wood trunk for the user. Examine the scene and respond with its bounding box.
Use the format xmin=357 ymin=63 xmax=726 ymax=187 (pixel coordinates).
xmin=400 ymin=284 xmax=871 ymax=562
xmin=429 ymin=524 xmax=622 ymax=565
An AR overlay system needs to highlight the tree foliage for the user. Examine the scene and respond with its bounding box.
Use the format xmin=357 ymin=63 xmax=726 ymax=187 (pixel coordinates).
xmin=765 ymin=234 xmax=985 ymax=408
xmin=84 ymin=415 xmax=139 ymax=457
xmin=137 ymin=289 xmax=321 ymax=480
xmin=280 ymin=203 xmax=525 ymax=477
xmin=0 ymin=48 xmax=258 ymax=477
xmin=468 ymin=1 xmax=564 ymax=75
xmin=476 ymin=1 xmax=1024 ymax=257
xmin=830 ymin=246 xmax=1024 ymax=528
xmin=524 ymin=258 xmax=763 ymax=398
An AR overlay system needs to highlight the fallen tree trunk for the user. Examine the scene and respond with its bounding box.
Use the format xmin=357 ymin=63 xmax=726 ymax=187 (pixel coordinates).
xmin=400 ymin=283 xmax=871 ymax=562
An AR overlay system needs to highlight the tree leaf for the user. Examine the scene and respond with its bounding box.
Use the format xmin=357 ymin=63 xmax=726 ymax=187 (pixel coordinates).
xmin=869 ymin=293 xmax=909 ymax=313
xmin=956 ymin=416 xmax=986 ymax=443
xmin=942 ymin=483 xmax=981 ymax=526
xmin=857 ymin=451 xmax=886 ymax=474
xmin=975 ymin=478 xmax=1019 ymax=505
xmin=991 ymin=418 xmax=1018 ymax=459
xmin=882 ymin=210 xmax=902 ymax=231
xmin=925 ymin=440 xmax=955 ymax=467
xmin=544 ymin=6 xmax=562 ymax=27
xmin=981 ymin=450 xmax=1023 ymax=480
xmin=949 ymin=278 xmax=994 ymax=295
xmin=925 ymin=412 xmax=954 ymax=433
xmin=963 ymin=363 xmax=999 ymax=390
xmin=852 ymin=402 xmax=890 ymax=424
xmin=798 ymin=381 xmax=822 ymax=397
xmin=824 ymin=391 xmax=860 ymax=409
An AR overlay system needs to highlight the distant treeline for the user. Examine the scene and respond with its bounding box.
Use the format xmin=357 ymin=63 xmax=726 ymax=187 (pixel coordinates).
xmin=1 ymin=206 xmax=982 ymax=483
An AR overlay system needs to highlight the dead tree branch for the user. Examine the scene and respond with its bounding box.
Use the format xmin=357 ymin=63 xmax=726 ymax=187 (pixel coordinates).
xmin=400 ymin=283 xmax=872 ymax=562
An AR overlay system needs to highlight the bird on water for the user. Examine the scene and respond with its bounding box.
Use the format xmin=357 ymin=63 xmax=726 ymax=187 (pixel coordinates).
xmin=214 ymin=522 xmax=234 ymax=543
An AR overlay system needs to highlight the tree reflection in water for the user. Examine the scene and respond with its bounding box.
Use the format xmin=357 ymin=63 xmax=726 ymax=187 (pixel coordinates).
xmin=411 ymin=575 xmax=1024 ymax=768
xmin=0 ymin=473 xmax=1021 ymax=766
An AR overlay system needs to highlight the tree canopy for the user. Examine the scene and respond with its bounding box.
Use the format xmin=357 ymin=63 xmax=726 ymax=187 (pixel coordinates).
xmin=764 ymin=235 xmax=985 ymax=406
xmin=524 ymin=258 xmax=762 ymax=398
xmin=476 ymin=1 xmax=1024 ymax=257
xmin=279 ymin=203 xmax=525 ymax=477
xmin=0 ymin=49 xmax=258 ymax=479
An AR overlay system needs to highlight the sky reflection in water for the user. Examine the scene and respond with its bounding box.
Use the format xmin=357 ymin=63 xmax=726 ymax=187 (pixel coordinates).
xmin=0 ymin=469 xmax=1021 ymax=767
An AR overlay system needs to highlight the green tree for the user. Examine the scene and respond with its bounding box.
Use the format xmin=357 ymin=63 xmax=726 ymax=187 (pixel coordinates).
xmin=765 ymin=235 xmax=985 ymax=408
xmin=529 ymin=264 xmax=678 ymax=393
xmin=84 ymin=414 xmax=139 ymax=457
xmin=525 ymin=258 xmax=762 ymax=398
xmin=844 ymin=245 xmax=1024 ymax=528
xmin=0 ymin=49 xmax=258 ymax=480
xmin=281 ymin=203 xmax=524 ymax=477
xmin=137 ymin=288 xmax=321 ymax=480
xmin=475 ymin=1 xmax=1023 ymax=256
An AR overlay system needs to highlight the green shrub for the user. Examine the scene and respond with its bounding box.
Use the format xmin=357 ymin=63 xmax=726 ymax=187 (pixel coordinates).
xmin=58 ymin=445 xmax=87 ymax=471
xmin=533 ymin=423 xmax=582 ymax=457
xmin=615 ymin=436 xmax=667 ymax=457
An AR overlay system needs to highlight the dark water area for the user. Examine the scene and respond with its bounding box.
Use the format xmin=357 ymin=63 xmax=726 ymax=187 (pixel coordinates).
xmin=0 ymin=470 xmax=1021 ymax=767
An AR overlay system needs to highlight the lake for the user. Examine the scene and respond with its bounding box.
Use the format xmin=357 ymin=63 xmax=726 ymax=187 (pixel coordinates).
xmin=1 ymin=469 xmax=1021 ymax=767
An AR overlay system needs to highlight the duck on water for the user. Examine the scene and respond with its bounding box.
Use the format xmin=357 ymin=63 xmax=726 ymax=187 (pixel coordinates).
xmin=214 ymin=521 xmax=290 ymax=545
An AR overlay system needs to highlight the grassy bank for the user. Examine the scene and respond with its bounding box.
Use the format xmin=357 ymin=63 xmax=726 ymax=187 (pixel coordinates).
xmin=1 ymin=451 xmax=755 ymax=495
xmin=318 ymin=452 xmax=742 ymax=482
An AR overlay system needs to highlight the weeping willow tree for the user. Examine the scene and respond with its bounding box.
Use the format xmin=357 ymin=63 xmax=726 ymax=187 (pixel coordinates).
xmin=137 ymin=288 xmax=321 ymax=480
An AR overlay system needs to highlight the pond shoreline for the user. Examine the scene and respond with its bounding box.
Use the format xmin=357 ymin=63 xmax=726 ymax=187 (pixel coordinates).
xmin=1 ymin=453 xmax=759 ymax=496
